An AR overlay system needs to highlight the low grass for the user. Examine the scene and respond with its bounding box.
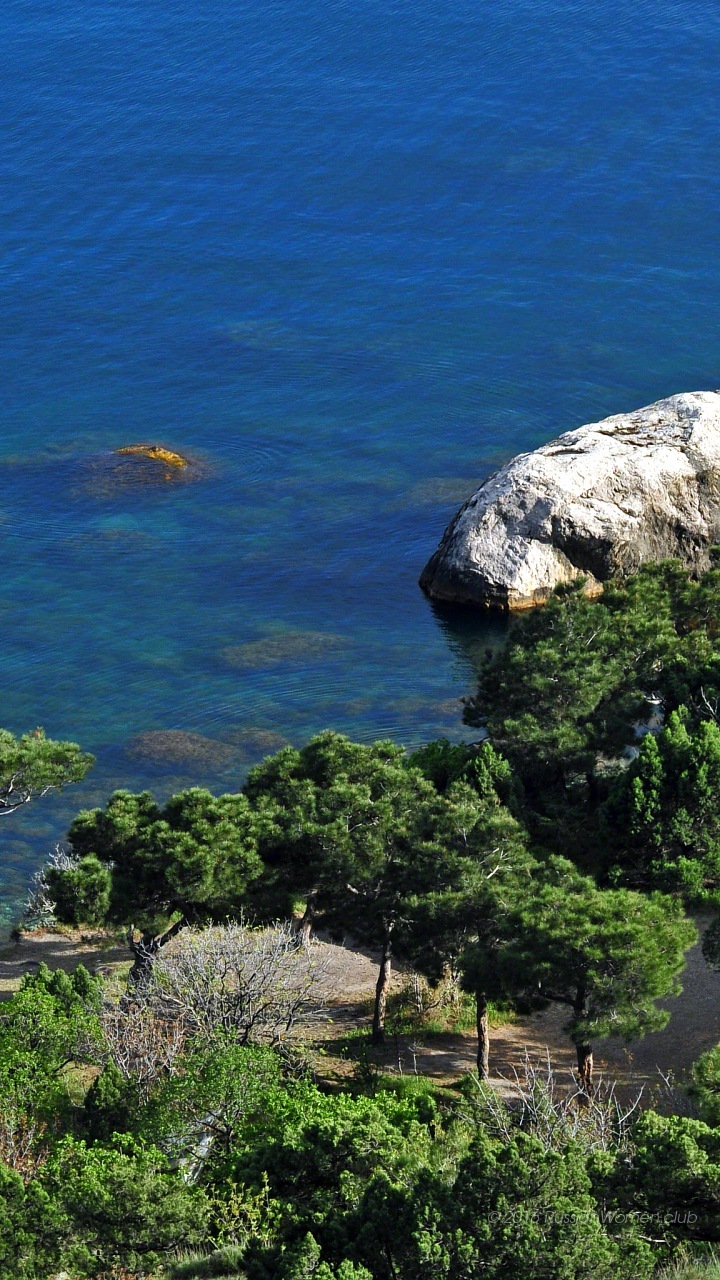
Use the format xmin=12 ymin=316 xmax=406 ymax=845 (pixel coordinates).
xmin=167 ymin=1245 xmax=247 ymax=1278
xmin=657 ymin=1250 xmax=720 ymax=1279
xmin=383 ymin=977 xmax=515 ymax=1038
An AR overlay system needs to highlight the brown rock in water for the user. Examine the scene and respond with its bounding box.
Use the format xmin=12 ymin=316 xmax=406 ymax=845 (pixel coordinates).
xmin=115 ymin=444 xmax=188 ymax=468
xmin=429 ymin=697 xmax=467 ymax=720
xmin=77 ymin=446 xmax=204 ymax=498
xmin=220 ymin=632 xmax=347 ymax=670
xmin=420 ymin=391 xmax=720 ymax=610
xmin=126 ymin=730 xmax=237 ymax=771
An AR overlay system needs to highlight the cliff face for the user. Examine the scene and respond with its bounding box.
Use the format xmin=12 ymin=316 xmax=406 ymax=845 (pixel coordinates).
xmin=419 ymin=391 xmax=720 ymax=610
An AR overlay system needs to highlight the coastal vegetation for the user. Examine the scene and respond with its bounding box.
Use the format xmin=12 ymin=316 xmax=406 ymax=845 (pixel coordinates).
xmin=8 ymin=560 xmax=720 ymax=1275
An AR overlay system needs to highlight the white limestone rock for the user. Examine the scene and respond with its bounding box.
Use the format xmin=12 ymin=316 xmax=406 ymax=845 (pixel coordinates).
xmin=419 ymin=391 xmax=720 ymax=610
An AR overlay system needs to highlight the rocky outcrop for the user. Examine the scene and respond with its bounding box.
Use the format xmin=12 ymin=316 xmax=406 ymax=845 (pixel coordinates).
xmin=419 ymin=391 xmax=720 ymax=610
xmin=78 ymin=445 xmax=204 ymax=497
xmin=115 ymin=444 xmax=188 ymax=468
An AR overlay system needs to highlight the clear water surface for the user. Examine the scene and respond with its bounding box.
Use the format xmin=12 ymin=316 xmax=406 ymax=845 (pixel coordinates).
xmin=1 ymin=0 xmax=719 ymax=911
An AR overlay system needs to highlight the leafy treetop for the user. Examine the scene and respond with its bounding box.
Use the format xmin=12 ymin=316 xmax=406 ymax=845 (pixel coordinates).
xmin=606 ymin=709 xmax=720 ymax=900
xmin=489 ymin=856 xmax=696 ymax=1085
xmin=0 ymin=728 xmax=93 ymax=816
xmin=465 ymin=559 xmax=720 ymax=795
xmin=52 ymin=787 xmax=266 ymax=930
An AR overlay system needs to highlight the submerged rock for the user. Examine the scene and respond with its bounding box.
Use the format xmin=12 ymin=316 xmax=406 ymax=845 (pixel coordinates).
xmin=77 ymin=446 xmax=204 ymax=498
xmin=420 ymin=391 xmax=720 ymax=610
xmin=402 ymin=476 xmax=483 ymax=508
xmin=220 ymin=632 xmax=347 ymax=670
xmin=126 ymin=730 xmax=237 ymax=771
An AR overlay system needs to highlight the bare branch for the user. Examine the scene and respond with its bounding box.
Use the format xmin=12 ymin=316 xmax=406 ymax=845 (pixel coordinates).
xmin=700 ymin=686 xmax=720 ymax=722
xmin=101 ymin=1001 xmax=189 ymax=1101
xmin=140 ymin=920 xmax=328 ymax=1048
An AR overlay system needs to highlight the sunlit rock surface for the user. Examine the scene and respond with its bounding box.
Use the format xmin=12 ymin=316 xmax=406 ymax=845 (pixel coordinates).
xmin=420 ymin=391 xmax=720 ymax=610
xmin=115 ymin=444 xmax=189 ymax=468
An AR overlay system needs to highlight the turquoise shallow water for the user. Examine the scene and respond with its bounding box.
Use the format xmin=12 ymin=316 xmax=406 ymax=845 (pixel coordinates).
xmin=1 ymin=0 xmax=719 ymax=910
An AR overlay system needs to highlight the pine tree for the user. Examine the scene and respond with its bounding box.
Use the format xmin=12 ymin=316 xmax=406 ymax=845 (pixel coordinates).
xmin=487 ymin=859 xmax=697 ymax=1090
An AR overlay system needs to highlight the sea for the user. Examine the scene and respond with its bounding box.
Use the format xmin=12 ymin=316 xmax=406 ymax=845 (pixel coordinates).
xmin=1 ymin=0 xmax=718 ymax=916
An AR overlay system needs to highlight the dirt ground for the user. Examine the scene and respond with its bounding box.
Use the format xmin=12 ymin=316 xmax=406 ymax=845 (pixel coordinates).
xmin=0 ymin=928 xmax=131 ymax=994
xmin=310 ymin=925 xmax=720 ymax=1097
xmin=4 ymin=922 xmax=720 ymax=1098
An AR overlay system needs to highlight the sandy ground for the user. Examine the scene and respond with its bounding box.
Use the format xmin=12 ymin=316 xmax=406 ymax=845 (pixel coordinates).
xmin=3 ymin=922 xmax=720 ymax=1099
xmin=309 ymin=926 xmax=720 ymax=1098
xmin=0 ymin=928 xmax=131 ymax=994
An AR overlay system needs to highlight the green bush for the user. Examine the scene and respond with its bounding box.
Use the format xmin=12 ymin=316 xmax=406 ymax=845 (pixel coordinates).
xmin=82 ymin=1060 xmax=140 ymax=1141
xmin=39 ymin=1135 xmax=210 ymax=1275
xmin=47 ymin=853 xmax=112 ymax=925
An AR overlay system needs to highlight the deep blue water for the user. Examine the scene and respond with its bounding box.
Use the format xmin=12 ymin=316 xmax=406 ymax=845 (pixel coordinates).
xmin=1 ymin=0 xmax=719 ymax=912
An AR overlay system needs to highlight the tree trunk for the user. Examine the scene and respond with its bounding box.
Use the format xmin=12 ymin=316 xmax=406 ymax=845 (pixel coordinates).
xmin=572 ymin=983 xmax=593 ymax=1094
xmin=576 ymin=1043 xmax=594 ymax=1095
xmin=126 ymin=917 xmax=185 ymax=989
xmin=372 ymin=929 xmax=393 ymax=1045
xmin=442 ymin=960 xmax=460 ymax=1008
xmin=297 ymin=896 xmax=316 ymax=947
xmin=476 ymin=988 xmax=490 ymax=1080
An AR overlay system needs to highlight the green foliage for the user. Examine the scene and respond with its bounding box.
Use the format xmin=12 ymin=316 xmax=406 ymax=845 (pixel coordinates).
xmin=0 ymin=1133 xmax=210 ymax=1278
xmin=82 ymin=1060 xmax=140 ymax=1141
xmin=169 ymin=1235 xmax=372 ymax=1280
xmin=211 ymin=1083 xmax=435 ymax=1273
xmin=0 ymin=726 xmax=93 ymax=816
xmin=245 ymin=731 xmax=442 ymax=928
xmin=691 ymin=1045 xmax=720 ymax=1127
xmin=144 ymin=1039 xmax=285 ymax=1157
xmin=273 ymin=1234 xmax=373 ymax=1280
xmin=607 ymin=710 xmax=720 ymax=898
xmin=220 ymin=1082 xmax=433 ymax=1195
xmin=247 ymin=732 xmax=519 ymax=928
xmin=16 ymin=610 xmax=720 ymax=1279
xmin=47 ymin=853 xmax=112 ymax=925
xmin=53 ymin=786 xmax=265 ymax=927
xmin=0 ymin=955 xmax=713 ymax=1279
xmin=371 ymin=1075 xmax=440 ymax=1118
xmin=464 ymin=561 xmax=720 ymax=849
xmin=0 ymin=1160 xmax=68 ymax=1280
xmin=38 ymin=1134 xmax=210 ymax=1274
xmin=382 ymin=977 xmax=479 ymax=1036
xmin=211 ymin=1075 xmax=653 ymax=1280
xmin=0 ymin=963 xmax=103 ymax=1123
xmin=605 ymin=1111 xmax=720 ymax=1248
xmin=486 ymin=859 xmax=696 ymax=1049
xmin=401 ymin=786 xmax=534 ymax=994
xmin=406 ymin=738 xmax=516 ymax=808
xmin=412 ymin=1129 xmax=653 ymax=1280
xmin=465 ymin=577 xmax=659 ymax=785
xmin=170 ymin=1244 xmax=248 ymax=1278
xmin=245 ymin=731 xmax=532 ymax=1041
